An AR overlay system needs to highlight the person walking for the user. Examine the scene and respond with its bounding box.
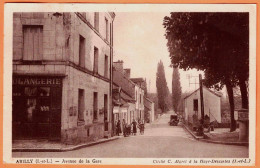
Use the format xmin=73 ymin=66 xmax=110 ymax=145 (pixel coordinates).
xmin=132 ymin=119 xmax=137 ymax=135
xmin=116 ymin=119 xmax=122 ymax=136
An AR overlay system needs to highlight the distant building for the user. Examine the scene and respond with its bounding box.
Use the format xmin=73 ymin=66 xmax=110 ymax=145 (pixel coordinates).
xmin=131 ymin=78 xmax=145 ymax=122
xmin=113 ymin=60 xmax=145 ymax=126
xmin=12 ymin=12 xmax=115 ymax=143
xmin=112 ymin=66 xmax=136 ymax=127
xmin=184 ymin=86 xmax=222 ymax=127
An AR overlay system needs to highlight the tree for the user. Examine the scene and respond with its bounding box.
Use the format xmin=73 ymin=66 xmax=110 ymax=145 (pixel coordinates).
xmin=163 ymin=13 xmax=249 ymax=131
xmin=156 ymin=60 xmax=170 ymax=112
xmin=172 ymin=66 xmax=182 ymax=113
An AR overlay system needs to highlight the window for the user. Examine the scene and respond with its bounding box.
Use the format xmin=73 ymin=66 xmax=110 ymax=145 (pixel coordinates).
xmin=94 ymin=47 xmax=99 ymax=74
xmin=104 ymin=55 xmax=108 ymax=78
xmin=94 ymin=12 xmax=99 ymax=31
xmin=79 ymin=35 xmax=85 ymax=68
xmin=23 ymin=25 xmax=43 ymax=60
xmin=93 ymin=92 xmax=98 ymax=120
xmin=105 ymin=18 xmax=109 ymax=41
xmin=104 ymin=94 xmax=108 ymax=121
xmin=78 ymin=89 xmax=85 ymax=121
xmin=193 ymin=99 xmax=198 ymax=111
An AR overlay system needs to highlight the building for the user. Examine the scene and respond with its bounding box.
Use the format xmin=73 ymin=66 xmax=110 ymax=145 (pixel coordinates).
xmin=113 ymin=69 xmax=136 ymax=124
xmin=184 ymin=86 xmax=222 ymax=127
xmin=12 ymin=12 xmax=115 ymax=144
xmin=130 ymin=78 xmax=145 ymax=122
xmin=144 ymin=97 xmax=155 ymax=123
xmin=113 ymin=60 xmax=145 ymax=126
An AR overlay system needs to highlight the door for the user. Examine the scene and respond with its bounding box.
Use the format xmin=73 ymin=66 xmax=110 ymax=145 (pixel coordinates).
xmin=104 ymin=94 xmax=108 ymax=131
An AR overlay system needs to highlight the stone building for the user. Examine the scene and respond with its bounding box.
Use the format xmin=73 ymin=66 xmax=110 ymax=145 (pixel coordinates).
xmin=130 ymin=78 xmax=145 ymax=122
xmin=113 ymin=60 xmax=146 ymax=127
xmin=184 ymin=86 xmax=222 ymax=127
xmin=12 ymin=12 xmax=115 ymax=144
xmin=113 ymin=61 xmax=136 ymax=126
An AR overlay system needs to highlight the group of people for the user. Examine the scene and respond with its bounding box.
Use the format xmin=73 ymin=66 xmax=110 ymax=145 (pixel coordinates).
xmin=115 ymin=119 xmax=145 ymax=136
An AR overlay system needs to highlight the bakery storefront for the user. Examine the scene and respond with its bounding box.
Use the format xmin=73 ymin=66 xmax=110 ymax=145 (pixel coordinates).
xmin=12 ymin=75 xmax=63 ymax=140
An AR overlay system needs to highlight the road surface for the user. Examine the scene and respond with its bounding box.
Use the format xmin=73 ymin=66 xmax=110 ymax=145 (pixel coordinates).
xmin=13 ymin=112 xmax=248 ymax=158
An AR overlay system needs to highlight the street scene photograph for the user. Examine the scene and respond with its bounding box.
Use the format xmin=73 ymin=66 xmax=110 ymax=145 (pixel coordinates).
xmin=3 ymin=3 xmax=256 ymax=165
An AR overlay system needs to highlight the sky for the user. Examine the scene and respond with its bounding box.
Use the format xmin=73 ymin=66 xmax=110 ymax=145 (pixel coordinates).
xmin=114 ymin=12 xmax=202 ymax=93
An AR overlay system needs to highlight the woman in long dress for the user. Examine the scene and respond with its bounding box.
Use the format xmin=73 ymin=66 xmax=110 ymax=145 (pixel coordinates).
xmin=132 ymin=119 xmax=137 ymax=135
xmin=116 ymin=120 xmax=122 ymax=136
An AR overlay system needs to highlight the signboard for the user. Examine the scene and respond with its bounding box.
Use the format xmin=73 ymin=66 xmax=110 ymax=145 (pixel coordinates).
xmin=121 ymin=108 xmax=128 ymax=113
xmin=113 ymin=106 xmax=119 ymax=114
xmin=238 ymin=111 xmax=249 ymax=121
xmin=235 ymin=109 xmax=249 ymax=121
xmin=13 ymin=76 xmax=62 ymax=86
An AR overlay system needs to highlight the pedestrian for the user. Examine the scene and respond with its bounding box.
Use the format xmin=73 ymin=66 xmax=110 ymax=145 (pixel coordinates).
xmin=138 ymin=120 xmax=145 ymax=135
xmin=132 ymin=119 xmax=137 ymax=135
xmin=116 ymin=119 xmax=122 ymax=136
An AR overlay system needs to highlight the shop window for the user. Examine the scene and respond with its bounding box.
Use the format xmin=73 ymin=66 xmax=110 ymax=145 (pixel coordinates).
xmin=26 ymin=98 xmax=37 ymax=122
xmin=104 ymin=55 xmax=108 ymax=78
xmin=78 ymin=89 xmax=85 ymax=121
xmin=94 ymin=12 xmax=99 ymax=31
xmin=24 ymin=87 xmax=37 ymax=96
xmin=93 ymin=92 xmax=98 ymax=120
xmin=39 ymin=87 xmax=50 ymax=96
xmin=23 ymin=25 xmax=43 ymax=60
xmin=94 ymin=47 xmax=99 ymax=74
xmin=79 ymin=35 xmax=85 ymax=68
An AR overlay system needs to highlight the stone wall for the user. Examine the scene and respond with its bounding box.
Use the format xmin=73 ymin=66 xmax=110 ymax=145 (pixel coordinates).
xmin=13 ymin=12 xmax=114 ymax=143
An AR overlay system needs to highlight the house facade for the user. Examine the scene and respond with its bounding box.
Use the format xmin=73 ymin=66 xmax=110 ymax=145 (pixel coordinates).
xmin=184 ymin=86 xmax=221 ymax=126
xmin=113 ymin=61 xmax=145 ymax=126
xmin=144 ymin=97 xmax=155 ymax=123
xmin=131 ymin=78 xmax=145 ymax=122
xmin=12 ymin=12 xmax=115 ymax=143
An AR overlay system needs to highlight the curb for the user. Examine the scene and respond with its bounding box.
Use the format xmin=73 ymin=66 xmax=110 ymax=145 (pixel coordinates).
xmin=182 ymin=123 xmax=248 ymax=146
xmin=182 ymin=123 xmax=204 ymax=139
xmin=12 ymin=136 xmax=121 ymax=152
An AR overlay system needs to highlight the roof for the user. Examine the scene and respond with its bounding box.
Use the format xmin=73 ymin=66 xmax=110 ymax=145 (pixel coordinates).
xmin=113 ymin=69 xmax=136 ymax=98
xmin=130 ymin=78 xmax=145 ymax=83
xmin=121 ymin=92 xmax=136 ymax=103
xmin=184 ymin=86 xmax=222 ymax=100
xmin=144 ymin=97 xmax=153 ymax=110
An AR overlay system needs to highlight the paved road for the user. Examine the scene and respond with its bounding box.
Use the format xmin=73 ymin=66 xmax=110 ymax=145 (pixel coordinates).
xmin=13 ymin=112 xmax=248 ymax=158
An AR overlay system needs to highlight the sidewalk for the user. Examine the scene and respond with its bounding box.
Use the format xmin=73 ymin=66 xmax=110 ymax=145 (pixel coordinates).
xmin=12 ymin=136 xmax=121 ymax=152
xmin=182 ymin=123 xmax=248 ymax=146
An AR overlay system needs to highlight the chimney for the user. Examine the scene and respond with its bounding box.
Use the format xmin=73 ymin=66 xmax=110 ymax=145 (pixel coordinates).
xmin=124 ymin=69 xmax=131 ymax=79
xmin=113 ymin=60 xmax=124 ymax=73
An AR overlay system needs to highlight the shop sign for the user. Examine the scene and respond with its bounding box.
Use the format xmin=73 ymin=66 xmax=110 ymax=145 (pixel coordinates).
xmin=235 ymin=109 xmax=249 ymax=121
xmin=13 ymin=76 xmax=62 ymax=86
xmin=121 ymin=108 xmax=128 ymax=113
xmin=113 ymin=106 xmax=119 ymax=114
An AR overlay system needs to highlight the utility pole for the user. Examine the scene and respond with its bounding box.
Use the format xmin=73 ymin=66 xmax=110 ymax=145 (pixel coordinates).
xmin=186 ymin=74 xmax=199 ymax=90
xmin=199 ymin=74 xmax=204 ymax=124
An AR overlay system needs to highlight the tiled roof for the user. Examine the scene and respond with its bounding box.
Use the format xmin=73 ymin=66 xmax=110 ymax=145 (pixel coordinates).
xmin=113 ymin=69 xmax=135 ymax=98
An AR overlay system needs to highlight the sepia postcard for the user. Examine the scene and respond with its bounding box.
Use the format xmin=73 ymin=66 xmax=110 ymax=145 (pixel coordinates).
xmin=1 ymin=2 xmax=258 ymax=167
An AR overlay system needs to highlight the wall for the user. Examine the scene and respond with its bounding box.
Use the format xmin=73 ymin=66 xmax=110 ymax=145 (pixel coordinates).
xmin=12 ymin=12 xmax=114 ymax=143
xmin=184 ymin=87 xmax=221 ymax=124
